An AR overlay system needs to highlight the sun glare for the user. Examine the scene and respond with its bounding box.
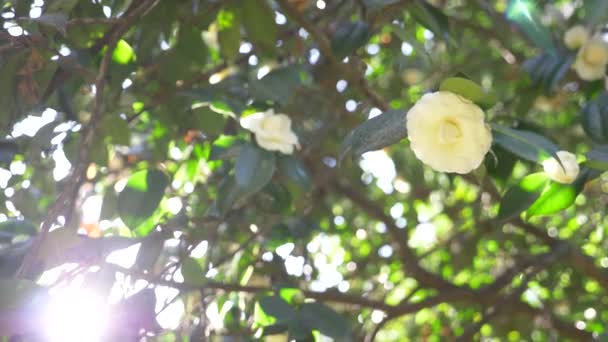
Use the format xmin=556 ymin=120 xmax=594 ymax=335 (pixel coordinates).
xmin=44 ymin=288 xmax=109 ymax=342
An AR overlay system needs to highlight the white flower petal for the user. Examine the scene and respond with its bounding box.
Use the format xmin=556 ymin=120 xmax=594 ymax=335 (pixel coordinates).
xmin=542 ymin=151 xmax=579 ymax=184
xmin=406 ymin=91 xmax=492 ymax=174
xmin=241 ymin=110 xmax=299 ymax=154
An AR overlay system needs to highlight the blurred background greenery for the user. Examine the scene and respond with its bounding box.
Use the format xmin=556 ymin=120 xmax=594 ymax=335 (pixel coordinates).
xmin=0 ymin=0 xmax=608 ymax=341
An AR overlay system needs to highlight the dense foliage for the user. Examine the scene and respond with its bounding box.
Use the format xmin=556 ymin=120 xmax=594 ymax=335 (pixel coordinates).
xmin=1 ymin=0 xmax=608 ymax=341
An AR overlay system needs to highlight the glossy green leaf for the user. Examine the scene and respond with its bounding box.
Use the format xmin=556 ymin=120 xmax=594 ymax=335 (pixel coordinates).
xmin=439 ymin=77 xmax=497 ymax=106
xmin=242 ymin=0 xmax=277 ymax=57
xmin=492 ymin=124 xmax=559 ymax=163
xmin=496 ymin=173 xmax=548 ymax=222
xmin=340 ymin=109 xmax=408 ymax=161
xmin=135 ymin=235 xmax=164 ymax=271
xmin=331 ymin=21 xmax=372 ymax=59
xmin=181 ymin=257 xmax=206 ymax=286
xmin=258 ymin=296 xmax=297 ymax=324
xmin=409 ymin=0 xmax=450 ymax=42
xmin=235 ymin=144 xmax=276 ymax=195
xmin=586 ymin=145 xmax=608 ymax=170
xmin=0 ymin=219 xmax=38 ymax=236
xmin=584 ymin=0 xmax=608 ymax=26
xmin=526 ymin=168 xmax=594 ymax=217
xmin=298 ymin=302 xmax=352 ymax=340
xmin=278 ymin=155 xmax=311 ymax=188
xmin=217 ymin=7 xmax=241 ymax=62
xmin=506 ymin=0 xmax=555 ymax=53
xmin=250 ymin=65 xmax=311 ymax=104
xmin=582 ymin=95 xmax=608 ymax=144
xmin=117 ymin=169 xmax=169 ymax=230
xmin=523 ymin=52 xmax=575 ymax=91
xmin=112 ymin=40 xmax=136 ymax=65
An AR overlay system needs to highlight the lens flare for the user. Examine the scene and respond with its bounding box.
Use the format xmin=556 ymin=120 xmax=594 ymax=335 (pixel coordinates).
xmin=44 ymin=288 xmax=109 ymax=342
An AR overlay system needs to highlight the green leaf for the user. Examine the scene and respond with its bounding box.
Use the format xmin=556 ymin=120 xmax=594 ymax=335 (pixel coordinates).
xmin=409 ymin=0 xmax=450 ymax=42
xmin=298 ymin=302 xmax=352 ymax=340
xmin=331 ymin=21 xmax=372 ymax=59
xmin=191 ymin=105 xmax=228 ymax=137
xmin=363 ymin=0 xmax=401 ymax=8
xmin=278 ymin=155 xmax=311 ymax=188
xmin=439 ymin=77 xmax=497 ymax=106
xmin=586 ymin=145 xmax=608 ymax=170
xmin=209 ymin=136 xmax=244 ymax=161
xmin=46 ymin=0 xmax=80 ymax=12
xmin=0 ymin=219 xmax=38 ymax=237
xmin=210 ymin=177 xmax=243 ymax=217
xmin=217 ymin=6 xmax=241 ymax=62
xmin=584 ymin=0 xmax=608 ymax=26
xmin=522 ymin=52 xmax=575 ymax=91
xmin=340 ymin=109 xmax=408 ymax=161
xmin=176 ymin=25 xmax=208 ymax=65
xmin=235 ymin=144 xmax=276 ymax=195
xmin=0 ymin=140 xmax=18 ymax=164
xmin=258 ymin=296 xmax=297 ymax=324
xmin=506 ymin=0 xmax=555 ymax=53
xmin=491 ymin=124 xmax=559 ymax=163
xmin=496 ymin=173 xmax=549 ymax=222
xmin=242 ymin=0 xmax=277 ymax=57
xmin=250 ymin=65 xmax=311 ymax=105
xmin=112 ymin=39 xmax=136 ymax=65
xmin=117 ymin=169 xmax=169 ymax=230
xmin=582 ymin=95 xmax=608 ymax=144
xmin=181 ymin=257 xmax=206 ymax=285
xmin=23 ymin=13 xmax=68 ymax=34
xmin=135 ymin=235 xmax=164 ymax=272
xmin=526 ymin=169 xmax=593 ymax=217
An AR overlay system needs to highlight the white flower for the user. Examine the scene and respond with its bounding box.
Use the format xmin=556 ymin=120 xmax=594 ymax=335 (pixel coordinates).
xmin=564 ymin=25 xmax=589 ymax=50
xmin=542 ymin=151 xmax=579 ymax=184
xmin=406 ymin=91 xmax=492 ymax=174
xmin=240 ymin=109 xmax=300 ymax=154
xmin=573 ymin=38 xmax=608 ymax=81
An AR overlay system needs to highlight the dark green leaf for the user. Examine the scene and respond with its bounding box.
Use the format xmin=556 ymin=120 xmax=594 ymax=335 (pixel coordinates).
xmin=278 ymin=155 xmax=311 ymax=188
xmin=117 ymin=169 xmax=169 ymax=230
xmin=409 ymin=0 xmax=450 ymax=42
xmin=242 ymin=0 xmax=277 ymax=57
xmin=135 ymin=235 xmax=164 ymax=272
xmin=181 ymin=257 xmax=206 ymax=286
xmin=331 ymin=21 xmax=372 ymax=59
xmin=363 ymin=0 xmax=401 ymax=8
xmin=523 ymin=52 xmax=575 ymax=92
xmin=217 ymin=6 xmax=241 ymax=62
xmin=299 ymin=302 xmax=352 ymax=340
xmin=496 ymin=173 xmax=548 ymax=222
xmin=235 ymin=144 xmax=276 ymax=195
xmin=250 ymin=65 xmax=311 ymax=105
xmin=22 ymin=13 xmax=68 ymax=34
xmin=258 ymin=296 xmax=297 ymax=323
xmin=582 ymin=95 xmax=608 ymax=144
xmin=0 ymin=219 xmax=38 ymax=237
xmin=586 ymin=145 xmax=608 ymax=170
xmin=491 ymin=124 xmax=559 ymax=163
xmin=506 ymin=0 xmax=555 ymax=53
xmin=584 ymin=0 xmax=608 ymax=26
xmin=340 ymin=109 xmax=408 ymax=161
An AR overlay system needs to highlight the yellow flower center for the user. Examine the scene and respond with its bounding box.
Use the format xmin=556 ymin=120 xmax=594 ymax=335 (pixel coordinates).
xmin=584 ymin=44 xmax=608 ymax=65
xmin=438 ymin=119 xmax=463 ymax=144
